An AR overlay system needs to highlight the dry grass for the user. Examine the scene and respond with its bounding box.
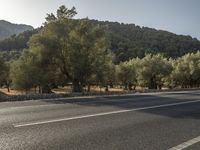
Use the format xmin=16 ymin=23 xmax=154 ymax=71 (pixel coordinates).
xmin=0 ymin=86 xmax=125 ymax=96
xmin=52 ymin=86 xmax=124 ymax=94
xmin=0 ymin=88 xmax=23 ymax=95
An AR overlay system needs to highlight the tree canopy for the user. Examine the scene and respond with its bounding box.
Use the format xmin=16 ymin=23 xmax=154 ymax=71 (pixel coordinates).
xmin=11 ymin=5 xmax=111 ymax=93
xmin=1 ymin=17 xmax=200 ymax=64
xmin=1 ymin=5 xmax=200 ymax=94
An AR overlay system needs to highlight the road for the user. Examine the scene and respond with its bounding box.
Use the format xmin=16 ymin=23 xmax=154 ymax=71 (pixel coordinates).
xmin=0 ymin=90 xmax=200 ymax=150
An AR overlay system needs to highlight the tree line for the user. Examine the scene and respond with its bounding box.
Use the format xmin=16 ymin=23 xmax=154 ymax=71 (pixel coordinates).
xmin=102 ymin=21 xmax=200 ymax=63
xmin=0 ymin=30 xmax=38 ymax=51
xmin=116 ymin=52 xmax=200 ymax=90
xmin=1 ymin=7 xmax=200 ymax=64
xmin=0 ymin=6 xmax=200 ymax=93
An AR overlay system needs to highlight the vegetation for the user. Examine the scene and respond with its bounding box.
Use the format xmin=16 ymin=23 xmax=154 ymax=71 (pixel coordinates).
xmin=170 ymin=52 xmax=200 ymax=88
xmin=137 ymin=54 xmax=173 ymax=89
xmin=0 ymin=29 xmax=39 ymax=52
xmin=10 ymin=6 xmax=112 ymax=93
xmin=91 ymin=20 xmax=200 ymax=63
xmin=0 ymin=5 xmax=200 ymax=96
xmin=0 ymin=54 xmax=11 ymax=92
xmin=116 ymin=59 xmax=138 ymax=90
xmin=1 ymin=14 xmax=200 ymax=63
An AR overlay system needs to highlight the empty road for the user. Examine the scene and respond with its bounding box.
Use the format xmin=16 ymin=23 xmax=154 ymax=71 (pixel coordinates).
xmin=0 ymin=90 xmax=200 ymax=150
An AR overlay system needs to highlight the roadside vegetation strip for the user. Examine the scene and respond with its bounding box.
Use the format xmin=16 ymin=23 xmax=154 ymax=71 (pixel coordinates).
xmin=168 ymin=136 xmax=200 ymax=150
xmin=13 ymin=99 xmax=200 ymax=128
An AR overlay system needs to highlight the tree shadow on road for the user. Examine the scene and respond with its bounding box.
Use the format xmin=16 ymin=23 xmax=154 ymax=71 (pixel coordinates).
xmin=42 ymin=91 xmax=200 ymax=120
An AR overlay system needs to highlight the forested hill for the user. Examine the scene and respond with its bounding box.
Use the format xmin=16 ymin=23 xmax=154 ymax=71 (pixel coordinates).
xmin=0 ymin=29 xmax=38 ymax=51
xmin=1 ymin=19 xmax=200 ymax=63
xmin=0 ymin=20 xmax=33 ymax=40
xmin=91 ymin=20 xmax=200 ymax=62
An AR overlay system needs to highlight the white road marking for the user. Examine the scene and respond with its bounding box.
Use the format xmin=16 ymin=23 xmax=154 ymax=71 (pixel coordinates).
xmin=13 ymin=99 xmax=200 ymax=128
xmin=168 ymin=136 xmax=200 ymax=150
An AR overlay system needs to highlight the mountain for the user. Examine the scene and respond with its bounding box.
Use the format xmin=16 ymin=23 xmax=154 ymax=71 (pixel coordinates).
xmin=1 ymin=19 xmax=200 ymax=63
xmin=0 ymin=29 xmax=39 ymax=52
xmin=91 ymin=20 xmax=200 ymax=62
xmin=0 ymin=20 xmax=34 ymax=40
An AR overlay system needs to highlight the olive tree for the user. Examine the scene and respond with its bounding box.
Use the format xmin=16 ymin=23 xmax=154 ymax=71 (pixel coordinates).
xmin=29 ymin=5 xmax=111 ymax=92
xmin=117 ymin=58 xmax=139 ymax=90
xmin=0 ymin=54 xmax=11 ymax=92
xmin=170 ymin=51 xmax=200 ymax=88
xmin=137 ymin=54 xmax=172 ymax=89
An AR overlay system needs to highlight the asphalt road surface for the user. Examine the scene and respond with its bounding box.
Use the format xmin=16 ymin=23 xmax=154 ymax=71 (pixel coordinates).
xmin=0 ymin=90 xmax=200 ymax=150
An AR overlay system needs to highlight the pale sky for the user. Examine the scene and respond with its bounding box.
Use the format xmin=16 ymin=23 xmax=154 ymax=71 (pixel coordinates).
xmin=0 ymin=0 xmax=199 ymax=39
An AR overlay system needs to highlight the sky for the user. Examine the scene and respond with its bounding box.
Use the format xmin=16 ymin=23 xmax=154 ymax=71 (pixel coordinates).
xmin=0 ymin=0 xmax=199 ymax=39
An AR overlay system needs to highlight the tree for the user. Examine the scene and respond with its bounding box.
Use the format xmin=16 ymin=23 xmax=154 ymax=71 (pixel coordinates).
xmin=117 ymin=58 xmax=139 ymax=90
xmin=0 ymin=63 xmax=11 ymax=92
xmin=92 ymin=55 xmax=115 ymax=92
xmin=137 ymin=54 xmax=172 ymax=89
xmin=0 ymin=57 xmax=6 ymax=85
xmin=11 ymin=49 xmax=57 ymax=93
xmin=0 ymin=55 xmax=11 ymax=92
xmin=45 ymin=5 xmax=77 ymax=23
xmin=28 ymin=5 xmax=111 ymax=92
xmin=11 ymin=50 xmax=38 ymax=92
xmin=170 ymin=51 xmax=200 ymax=88
xmin=0 ymin=29 xmax=39 ymax=52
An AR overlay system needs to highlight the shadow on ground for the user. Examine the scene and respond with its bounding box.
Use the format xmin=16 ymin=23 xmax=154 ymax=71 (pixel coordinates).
xmin=42 ymin=91 xmax=200 ymax=120
xmin=0 ymin=91 xmax=10 ymax=101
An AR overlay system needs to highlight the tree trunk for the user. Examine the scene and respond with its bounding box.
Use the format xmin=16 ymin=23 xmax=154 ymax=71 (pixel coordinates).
xmin=128 ymin=83 xmax=132 ymax=91
xmin=124 ymin=83 xmax=128 ymax=90
xmin=72 ymin=80 xmax=82 ymax=93
xmin=39 ymin=85 xmax=41 ymax=94
xmin=41 ymin=85 xmax=52 ymax=94
xmin=87 ymin=84 xmax=91 ymax=92
xmin=7 ymin=86 xmax=10 ymax=93
xmin=158 ymin=84 xmax=162 ymax=90
xmin=5 ymin=82 xmax=10 ymax=93
xmin=110 ymin=82 xmax=114 ymax=88
xmin=149 ymin=76 xmax=157 ymax=89
xmin=51 ymin=83 xmax=58 ymax=89
xmin=105 ymin=85 xmax=109 ymax=92
xmin=34 ymin=86 xmax=37 ymax=94
xmin=133 ymin=85 xmax=136 ymax=90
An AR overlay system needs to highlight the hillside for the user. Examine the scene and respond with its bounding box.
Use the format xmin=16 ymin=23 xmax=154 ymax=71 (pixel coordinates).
xmin=1 ymin=19 xmax=200 ymax=63
xmin=92 ymin=20 xmax=200 ymax=62
xmin=0 ymin=20 xmax=33 ymax=40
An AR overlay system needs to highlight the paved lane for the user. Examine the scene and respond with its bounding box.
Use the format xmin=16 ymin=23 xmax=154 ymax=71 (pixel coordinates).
xmin=0 ymin=90 xmax=200 ymax=150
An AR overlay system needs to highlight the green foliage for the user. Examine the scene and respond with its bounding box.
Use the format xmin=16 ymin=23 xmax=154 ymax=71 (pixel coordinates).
xmin=0 ymin=50 xmax=21 ymax=62
xmin=137 ymin=54 xmax=173 ymax=89
xmin=11 ymin=50 xmax=58 ymax=93
xmin=2 ymin=5 xmax=200 ymax=93
xmin=170 ymin=52 xmax=200 ymax=88
xmin=0 ymin=56 xmax=6 ymax=82
xmin=45 ymin=5 xmax=77 ymax=23
xmin=11 ymin=50 xmax=38 ymax=91
xmin=116 ymin=54 xmax=173 ymax=90
xmin=117 ymin=59 xmax=139 ymax=90
xmin=92 ymin=54 xmax=115 ymax=91
xmin=0 ymin=54 xmax=11 ymax=91
xmin=91 ymin=20 xmax=200 ymax=63
xmin=0 ymin=29 xmax=38 ymax=51
xmin=23 ymin=6 xmax=111 ymax=92
xmin=2 ymin=19 xmax=200 ymax=65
